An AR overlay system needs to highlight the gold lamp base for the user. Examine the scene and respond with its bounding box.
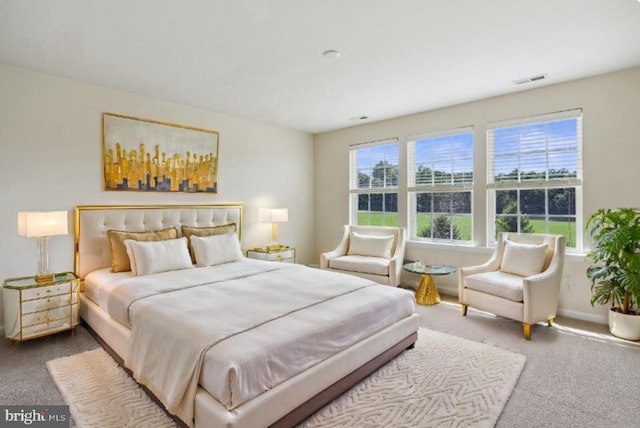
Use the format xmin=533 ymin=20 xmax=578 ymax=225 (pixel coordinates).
xmin=415 ymin=274 xmax=441 ymax=305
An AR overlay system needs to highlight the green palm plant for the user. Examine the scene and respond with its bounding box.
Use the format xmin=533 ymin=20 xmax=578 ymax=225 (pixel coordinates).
xmin=586 ymin=208 xmax=640 ymax=315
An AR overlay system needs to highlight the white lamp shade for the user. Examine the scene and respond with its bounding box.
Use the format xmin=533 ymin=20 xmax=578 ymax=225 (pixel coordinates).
xmin=270 ymin=208 xmax=288 ymax=223
xmin=18 ymin=211 xmax=68 ymax=237
xmin=258 ymin=208 xmax=288 ymax=223
xmin=258 ymin=208 xmax=271 ymax=223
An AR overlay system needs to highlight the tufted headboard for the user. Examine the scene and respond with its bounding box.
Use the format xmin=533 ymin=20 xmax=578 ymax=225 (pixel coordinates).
xmin=74 ymin=204 xmax=243 ymax=278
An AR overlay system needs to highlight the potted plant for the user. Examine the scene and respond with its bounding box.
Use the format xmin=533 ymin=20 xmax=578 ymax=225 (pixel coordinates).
xmin=586 ymin=208 xmax=640 ymax=340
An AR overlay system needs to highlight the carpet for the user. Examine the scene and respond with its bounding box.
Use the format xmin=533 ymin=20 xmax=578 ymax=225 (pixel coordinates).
xmin=46 ymin=328 xmax=525 ymax=428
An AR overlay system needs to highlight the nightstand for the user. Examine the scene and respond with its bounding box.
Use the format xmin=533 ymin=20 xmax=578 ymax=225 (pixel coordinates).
xmin=246 ymin=247 xmax=296 ymax=263
xmin=3 ymin=272 xmax=79 ymax=342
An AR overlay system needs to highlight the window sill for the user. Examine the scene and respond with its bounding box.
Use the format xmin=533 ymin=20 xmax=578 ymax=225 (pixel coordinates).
xmin=406 ymin=240 xmax=493 ymax=254
xmin=407 ymin=239 xmax=589 ymax=262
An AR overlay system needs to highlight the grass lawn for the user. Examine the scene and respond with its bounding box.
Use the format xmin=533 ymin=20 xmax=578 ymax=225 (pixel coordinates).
xmin=358 ymin=212 xmax=576 ymax=247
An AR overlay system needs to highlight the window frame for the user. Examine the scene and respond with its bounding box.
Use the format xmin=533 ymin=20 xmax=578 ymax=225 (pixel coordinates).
xmin=349 ymin=138 xmax=400 ymax=227
xmin=407 ymin=127 xmax=474 ymax=243
xmin=486 ymin=109 xmax=583 ymax=250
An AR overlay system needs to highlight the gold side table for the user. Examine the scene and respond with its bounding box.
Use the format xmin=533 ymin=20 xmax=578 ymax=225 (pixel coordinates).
xmin=403 ymin=263 xmax=457 ymax=305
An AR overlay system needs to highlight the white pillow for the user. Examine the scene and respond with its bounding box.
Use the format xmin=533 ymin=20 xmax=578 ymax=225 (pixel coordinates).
xmin=190 ymin=232 xmax=243 ymax=267
xmin=347 ymin=232 xmax=395 ymax=259
xmin=124 ymin=237 xmax=193 ymax=276
xmin=500 ymin=240 xmax=548 ymax=277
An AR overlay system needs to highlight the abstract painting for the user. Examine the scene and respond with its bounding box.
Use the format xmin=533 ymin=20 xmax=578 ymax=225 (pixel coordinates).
xmin=102 ymin=113 xmax=219 ymax=193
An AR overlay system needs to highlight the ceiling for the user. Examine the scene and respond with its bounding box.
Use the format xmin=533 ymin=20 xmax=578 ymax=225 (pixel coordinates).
xmin=1 ymin=0 xmax=639 ymax=134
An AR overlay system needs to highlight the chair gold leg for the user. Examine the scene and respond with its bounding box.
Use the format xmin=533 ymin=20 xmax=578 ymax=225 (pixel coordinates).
xmin=461 ymin=304 xmax=468 ymax=316
xmin=522 ymin=323 xmax=532 ymax=340
xmin=547 ymin=317 xmax=554 ymax=326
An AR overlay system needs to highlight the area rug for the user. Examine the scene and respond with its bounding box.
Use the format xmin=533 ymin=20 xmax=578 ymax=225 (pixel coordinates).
xmin=46 ymin=348 xmax=176 ymax=428
xmin=47 ymin=328 xmax=525 ymax=428
xmin=300 ymin=329 xmax=526 ymax=428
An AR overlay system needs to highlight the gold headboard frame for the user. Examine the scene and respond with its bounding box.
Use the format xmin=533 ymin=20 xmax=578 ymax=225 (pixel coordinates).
xmin=74 ymin=204 xmax=243 ymax=281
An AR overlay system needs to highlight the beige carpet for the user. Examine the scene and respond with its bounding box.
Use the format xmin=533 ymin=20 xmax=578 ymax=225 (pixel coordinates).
xmin=47 ymin=328 xmax=525 ymax=428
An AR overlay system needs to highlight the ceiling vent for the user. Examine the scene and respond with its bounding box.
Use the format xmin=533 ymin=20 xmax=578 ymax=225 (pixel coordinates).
xmin=513 ymin=74 xmax=549 ymax=85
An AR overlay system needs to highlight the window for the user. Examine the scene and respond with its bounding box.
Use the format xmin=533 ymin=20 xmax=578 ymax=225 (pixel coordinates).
xmin=349 ymin=139 xmax=399 ymax=226
xmin=408 ymin=129 xmax=474 ymax=242
xmin=487 ymin=109 xmax=582 ymax=249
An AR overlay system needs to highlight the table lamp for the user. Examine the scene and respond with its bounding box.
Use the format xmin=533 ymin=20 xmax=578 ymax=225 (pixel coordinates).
xmin=18 ymin=211 xmax=69 ymax=282
xmin=258 ymin=208 xmax=288 ymax=251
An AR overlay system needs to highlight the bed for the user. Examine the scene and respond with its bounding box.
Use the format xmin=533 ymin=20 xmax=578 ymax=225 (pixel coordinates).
xmin=74 ymin=204 xmax=420 ymax=428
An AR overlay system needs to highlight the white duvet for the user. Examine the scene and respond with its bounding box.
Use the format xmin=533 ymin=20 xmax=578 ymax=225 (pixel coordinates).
xmin=86 ymin=259 xmax=416 ymax=427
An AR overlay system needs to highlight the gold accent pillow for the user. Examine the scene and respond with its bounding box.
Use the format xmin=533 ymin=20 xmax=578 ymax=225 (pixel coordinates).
xmin=182 ymin=223 xmax=237 ymax=263
xmin=107 ymin=227 xmax=179 ymax=273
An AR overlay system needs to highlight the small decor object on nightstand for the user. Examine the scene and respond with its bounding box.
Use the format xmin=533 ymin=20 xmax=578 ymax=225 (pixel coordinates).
xmin=3 ymin=272 xmax=79 ymax=341
xmin=247 ymin=246 xmax=296 ymax=263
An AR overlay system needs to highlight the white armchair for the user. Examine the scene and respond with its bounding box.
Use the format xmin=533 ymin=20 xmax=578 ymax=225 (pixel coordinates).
xmin=320 ymin=225 xmax=406 ymax=286
xmin=459 ymin=232 xmax=566 ymax=339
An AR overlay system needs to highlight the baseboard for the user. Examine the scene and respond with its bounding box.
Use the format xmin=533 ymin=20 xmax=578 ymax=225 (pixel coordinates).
xmin=438 ymin=285 xmax=457 ymax=296
xmin=557 ymin=308 xmax=608 ymax=325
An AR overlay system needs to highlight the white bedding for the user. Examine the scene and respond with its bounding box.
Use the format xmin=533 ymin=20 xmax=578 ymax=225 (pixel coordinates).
xmin=84 ymin=259 xmax=416 ymax=427
xmin=84 ymin=268 xmax=130 ymax=312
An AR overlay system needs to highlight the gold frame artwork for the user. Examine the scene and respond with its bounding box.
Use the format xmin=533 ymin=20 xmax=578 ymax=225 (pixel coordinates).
xmin=102 ymin=113 xmax=219 ymax=193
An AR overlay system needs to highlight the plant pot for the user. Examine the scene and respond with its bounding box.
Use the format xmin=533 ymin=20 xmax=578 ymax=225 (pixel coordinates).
xmin=608 ymin=308 xmax=640 ymax=341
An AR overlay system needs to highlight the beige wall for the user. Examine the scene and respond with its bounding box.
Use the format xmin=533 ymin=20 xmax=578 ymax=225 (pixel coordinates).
xmin=314 ymin=66 xmax=640 ymax=323
xmin=0 ymin=63 xmax=314 ymax=331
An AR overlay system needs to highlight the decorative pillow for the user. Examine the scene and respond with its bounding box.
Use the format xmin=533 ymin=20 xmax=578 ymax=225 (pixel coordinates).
xmin=190 ymin=233 xmax=243 ymax=267
xmin=107 ymin=227 xmax=178 ymax=273
xmin=500 ymin=240 xmax=548 ymax=277
xmin=124 ymin=237 xmax=192 ymax=276
xmin=182 ymin=223 xmax=237 ymax=263
xmin=347 ymin=232 xmax=395 ymax=259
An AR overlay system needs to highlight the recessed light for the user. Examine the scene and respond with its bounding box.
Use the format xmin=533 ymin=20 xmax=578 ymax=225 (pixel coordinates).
xmin=322 ymin=49 xmax=340 ymax=60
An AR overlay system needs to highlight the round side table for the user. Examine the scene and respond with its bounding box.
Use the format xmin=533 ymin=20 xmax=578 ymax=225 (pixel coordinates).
xmin=403 ymin=262 xmax=457 ymax=305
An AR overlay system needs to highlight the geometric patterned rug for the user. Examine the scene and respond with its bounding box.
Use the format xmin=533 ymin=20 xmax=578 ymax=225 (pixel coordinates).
xmin=46 ymin=348 xmax=176 ymax=428
xmin=299 ymin=329 xmax=526 ymax=428
xmin=47 ymin=328 xmax=525 ymax=428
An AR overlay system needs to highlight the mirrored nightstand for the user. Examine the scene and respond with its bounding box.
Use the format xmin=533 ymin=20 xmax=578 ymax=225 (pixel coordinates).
xmin=3 ymin=272 xmax=79 ymax=341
